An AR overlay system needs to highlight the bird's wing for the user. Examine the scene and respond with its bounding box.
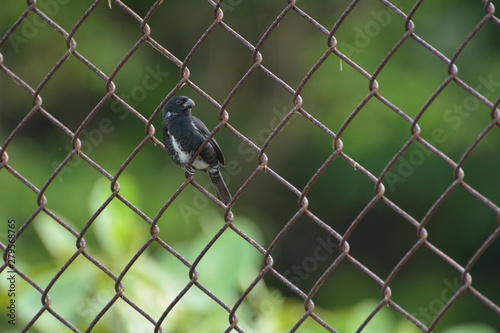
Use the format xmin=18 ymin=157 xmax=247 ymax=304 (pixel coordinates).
xmin=191 ymin=116 xmax=226 ymax=166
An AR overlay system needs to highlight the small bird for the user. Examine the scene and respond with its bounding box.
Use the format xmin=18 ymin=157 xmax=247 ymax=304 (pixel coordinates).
xmin=162 ymin=96 xmax=231 ymax=204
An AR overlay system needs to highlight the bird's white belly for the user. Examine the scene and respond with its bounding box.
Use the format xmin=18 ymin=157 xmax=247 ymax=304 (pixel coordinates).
xmin=171 ymin=136 xmax=191 ymax=164
xmin=192 ymin=157 xmax=210 ymax=170
xmin=171 ymin=135 xmax=209 ymax=170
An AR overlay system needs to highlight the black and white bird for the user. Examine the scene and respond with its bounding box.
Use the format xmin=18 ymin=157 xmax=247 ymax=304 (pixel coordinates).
xmin=162 ymin=96 xmax=231 ymax=204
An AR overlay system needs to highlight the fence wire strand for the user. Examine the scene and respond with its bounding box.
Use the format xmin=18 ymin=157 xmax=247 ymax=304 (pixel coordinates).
xmin=1 ymin=0 xmax=499 ymax=332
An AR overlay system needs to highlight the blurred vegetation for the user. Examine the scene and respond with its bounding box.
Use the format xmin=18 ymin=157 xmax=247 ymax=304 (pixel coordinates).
xmin=0 ymin=0 xmax=499 ymax=332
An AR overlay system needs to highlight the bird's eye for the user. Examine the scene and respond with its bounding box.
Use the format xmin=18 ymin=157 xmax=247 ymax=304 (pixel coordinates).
xmin=176 ymin=99 xmax=183 ymax=104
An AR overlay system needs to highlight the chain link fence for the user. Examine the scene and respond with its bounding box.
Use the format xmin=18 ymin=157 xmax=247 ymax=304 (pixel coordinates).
xmin=1 ymin=0 xmax=499 ymax=332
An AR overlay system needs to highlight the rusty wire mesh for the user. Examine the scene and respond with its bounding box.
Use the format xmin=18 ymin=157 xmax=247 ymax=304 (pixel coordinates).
xmin=1 ymin=0 xmax=500 ymax=332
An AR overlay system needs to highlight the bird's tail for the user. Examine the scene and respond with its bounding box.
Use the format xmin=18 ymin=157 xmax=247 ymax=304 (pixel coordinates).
xmin=208 ymin=169 xmax=231 ymax=205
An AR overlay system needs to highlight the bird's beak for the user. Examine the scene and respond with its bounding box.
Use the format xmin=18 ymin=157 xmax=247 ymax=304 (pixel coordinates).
xmin=183 ymin=99 xmax=195 ymax=109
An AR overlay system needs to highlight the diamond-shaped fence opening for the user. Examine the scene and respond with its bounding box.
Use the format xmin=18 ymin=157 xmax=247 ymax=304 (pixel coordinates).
xmin=1 ymin=1 xmax=499 ymax=332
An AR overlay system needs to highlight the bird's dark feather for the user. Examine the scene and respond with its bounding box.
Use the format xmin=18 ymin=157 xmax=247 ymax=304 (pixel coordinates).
xmin=191 ymin=116 xmax=225 ymax=166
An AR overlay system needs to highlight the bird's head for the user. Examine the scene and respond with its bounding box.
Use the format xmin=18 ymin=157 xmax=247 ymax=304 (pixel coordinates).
xmin=163 ymin=96 xmax=195 ymax=119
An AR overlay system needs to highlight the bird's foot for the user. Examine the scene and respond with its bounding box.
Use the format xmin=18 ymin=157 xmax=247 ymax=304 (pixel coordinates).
xmin=184 ymin=166 xmax=195 ymax=177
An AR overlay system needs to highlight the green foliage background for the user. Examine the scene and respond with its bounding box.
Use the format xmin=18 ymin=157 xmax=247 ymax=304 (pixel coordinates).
xmin=0 ymin=1 xmax=499 ymax=332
